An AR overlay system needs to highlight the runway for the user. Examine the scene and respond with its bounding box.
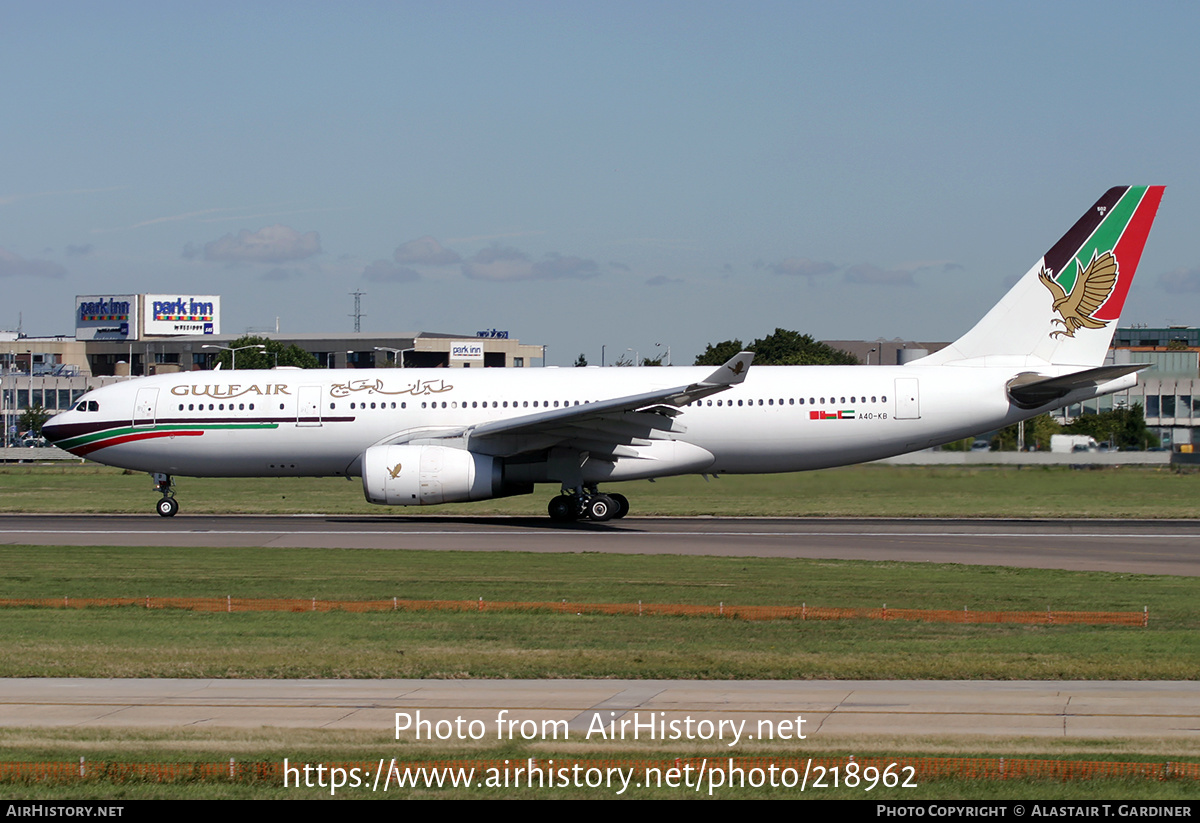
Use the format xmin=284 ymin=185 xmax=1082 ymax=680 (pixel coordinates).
xmin=2 ymin=514 xmax=1199 ymax=575
xmin=2 ymin=679 xmax=1197 ymax=742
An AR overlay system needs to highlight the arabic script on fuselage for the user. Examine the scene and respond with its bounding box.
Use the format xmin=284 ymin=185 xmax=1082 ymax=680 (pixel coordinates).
xmin=329 ymin=378 xmax=454 ymax=398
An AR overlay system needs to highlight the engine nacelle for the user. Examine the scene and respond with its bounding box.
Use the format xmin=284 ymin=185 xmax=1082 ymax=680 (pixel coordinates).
xmin=362 ymin=444 xmax=511 ymax=506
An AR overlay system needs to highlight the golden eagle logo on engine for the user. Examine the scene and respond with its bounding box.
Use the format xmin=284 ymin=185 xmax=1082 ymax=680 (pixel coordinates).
xmin=1038 ymin=251 xmax=1118 ymax=339
xmin=388 ymin=463 xmax=403 ymax=479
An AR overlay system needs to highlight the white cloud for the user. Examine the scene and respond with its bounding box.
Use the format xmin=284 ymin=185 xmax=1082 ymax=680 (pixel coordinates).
xmin=201 ymin=225 xmax=321 ymax=263
xmin=393 ymin=235 xmax=461 ymax=266
xmin=462 ymin=247 xmax=599 ymax=282
xmin=363 ymin=260 xmax=421 ymax=283
xmin=770 ymin=258 xmax=837 ymax=278
xmin=843 ymin=263 xmax=915 ymax=286
xmin=0 ymin=248 xmax=66 ymax=279
xmin=646 ymin=275 xmax=683 ymax=286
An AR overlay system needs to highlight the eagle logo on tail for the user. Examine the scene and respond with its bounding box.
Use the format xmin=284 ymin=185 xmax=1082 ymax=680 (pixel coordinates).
xmin=1038 ymin=251 xmax=1118 ymax=339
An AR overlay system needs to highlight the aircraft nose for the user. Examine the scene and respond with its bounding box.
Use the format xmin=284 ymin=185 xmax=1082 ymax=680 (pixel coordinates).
xmin=42 ymin=413 xmax=69 ymax=446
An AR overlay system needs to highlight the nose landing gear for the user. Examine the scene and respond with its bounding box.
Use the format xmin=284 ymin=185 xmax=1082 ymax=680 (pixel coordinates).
xmin=152 ymin=473 xmax=178 ymax=517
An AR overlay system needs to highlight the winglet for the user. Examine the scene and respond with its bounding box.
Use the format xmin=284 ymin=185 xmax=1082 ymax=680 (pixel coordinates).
xmin=662 ymin=351 xmax=755 ymax=406
xmin=707 ymin=351 xmax=754 ymax=386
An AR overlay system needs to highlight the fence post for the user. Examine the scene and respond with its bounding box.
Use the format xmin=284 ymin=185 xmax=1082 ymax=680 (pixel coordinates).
xmin=227 ymin=594 xmax=231 ymax=613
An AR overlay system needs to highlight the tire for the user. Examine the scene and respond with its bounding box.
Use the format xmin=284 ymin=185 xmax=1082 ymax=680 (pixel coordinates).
xmin=547 ymin=495 xmax=575 ymax=522
xmin=609 ymin=493 xmax=630 ymax=519
xmin=156 ymin=497 xmax=179 ymax=518
xmin=586 ymin=494 xmax=616 ymax=522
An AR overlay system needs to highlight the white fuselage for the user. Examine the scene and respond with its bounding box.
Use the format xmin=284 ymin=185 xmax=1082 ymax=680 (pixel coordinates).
xmin=45 ymin=363 xmax=1083 ymax=482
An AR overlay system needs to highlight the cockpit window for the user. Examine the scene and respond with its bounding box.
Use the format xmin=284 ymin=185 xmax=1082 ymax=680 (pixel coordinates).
xmin=76 ymin=400 xmax=100 ymax=412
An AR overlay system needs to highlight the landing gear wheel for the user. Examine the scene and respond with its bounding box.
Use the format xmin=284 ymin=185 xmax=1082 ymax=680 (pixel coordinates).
xmin=586 ymin=494 xmax=616 ymax=522
xmin=609 ymin=493 xmax=630 ymax=519
xmin=548 ymin=495 xmax=575 ymax=522
xmin=156 ymin=497 xmax=179 ymax=517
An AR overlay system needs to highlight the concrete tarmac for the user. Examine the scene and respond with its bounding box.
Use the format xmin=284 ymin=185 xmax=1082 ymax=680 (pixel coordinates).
xmin=2 ymin=679 xmax=1197 ymax=742
xmin=2 ymin=514 xmax=1199 ymax=575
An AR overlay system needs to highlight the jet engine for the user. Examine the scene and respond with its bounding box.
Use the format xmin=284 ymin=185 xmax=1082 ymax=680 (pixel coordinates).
xmin=361 ymin=444 xmax=526 ymax=505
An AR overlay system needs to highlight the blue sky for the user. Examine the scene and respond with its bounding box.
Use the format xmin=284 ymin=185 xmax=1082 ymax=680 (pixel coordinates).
xmin=3 ymin=1 xmax=1199 ymax=364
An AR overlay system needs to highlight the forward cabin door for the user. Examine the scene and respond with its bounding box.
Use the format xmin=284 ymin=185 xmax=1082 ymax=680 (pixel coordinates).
xmin=297 ymin=385 xmax=323 ymax=427
xmin=133 ymin=388 xmax=158 ymax=428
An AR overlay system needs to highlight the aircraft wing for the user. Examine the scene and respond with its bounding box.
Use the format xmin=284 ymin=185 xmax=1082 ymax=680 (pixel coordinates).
xmin=379 ymin=351 xmax=753 ymax=459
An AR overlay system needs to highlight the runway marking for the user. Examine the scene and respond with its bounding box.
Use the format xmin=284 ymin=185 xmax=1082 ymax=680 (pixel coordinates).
xmin=1 ymin=529 xmax=1197 ymax=539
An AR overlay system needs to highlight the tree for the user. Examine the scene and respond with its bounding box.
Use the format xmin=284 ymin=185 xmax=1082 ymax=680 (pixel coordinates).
xmin=693 ymin=339 xmax=745 ymax=366
xmin=694 ymin=329 xmax=860 ymax=366
xmin=990 ymin=413 xmax=1062 ymax=451
xmin=211 ymin=336 xmax=320 ymax=370
xmin=19 ymin=405 xmax=50 ymax=437
xmin=1062 ymin=403 xmax=1159 ymax=451
xmin=641 ymin=355 xmax=664 ymax=367
xmin=574 ymin=353 xmax=588 ymax=367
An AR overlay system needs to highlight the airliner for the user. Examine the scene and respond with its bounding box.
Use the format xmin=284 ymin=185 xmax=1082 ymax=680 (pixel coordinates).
xmin=43 ymin=186 xmax=1165 ymax=521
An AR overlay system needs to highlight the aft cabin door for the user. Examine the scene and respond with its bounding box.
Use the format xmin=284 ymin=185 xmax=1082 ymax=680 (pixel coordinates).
xmin=894 ymin=378 xmax=920 ymax=420
xmin=133 ymin=388 xmax=158 ymax=428
xmin=297 ymin=385 xmax=322 ymax=427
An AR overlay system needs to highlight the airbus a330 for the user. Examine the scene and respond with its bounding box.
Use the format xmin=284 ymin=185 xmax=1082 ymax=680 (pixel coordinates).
xmin=43 ymin=186 xmax=1165 ymax=521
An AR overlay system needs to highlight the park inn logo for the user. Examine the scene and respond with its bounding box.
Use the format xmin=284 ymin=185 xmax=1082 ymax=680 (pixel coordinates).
xmin=78 ymin=298 xmax=131 ymax=322
xmin=153 ymin=297 xmax=215 ymax=322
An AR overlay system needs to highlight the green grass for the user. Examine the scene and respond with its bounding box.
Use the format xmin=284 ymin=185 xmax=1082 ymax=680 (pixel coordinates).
xmin=0 ymin=546 xmax=1194 ymax=680
xmin=0 ymin=729 xmax=1196 ymax=799
xmin=4 ymin=462 xmax=1200 ymax=517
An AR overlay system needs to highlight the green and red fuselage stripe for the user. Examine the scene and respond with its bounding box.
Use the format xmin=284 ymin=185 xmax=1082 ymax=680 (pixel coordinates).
xmin=56 ymin=422 xmax=280 ymax=457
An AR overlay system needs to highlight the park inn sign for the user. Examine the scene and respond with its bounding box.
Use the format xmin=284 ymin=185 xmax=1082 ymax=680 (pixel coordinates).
xmin=74 ymin=294 xmax=222 ymax=340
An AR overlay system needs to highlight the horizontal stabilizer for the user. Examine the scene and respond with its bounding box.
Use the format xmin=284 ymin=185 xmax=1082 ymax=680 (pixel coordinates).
xmin=1006 ymin=364 xmax=1148 ymax=409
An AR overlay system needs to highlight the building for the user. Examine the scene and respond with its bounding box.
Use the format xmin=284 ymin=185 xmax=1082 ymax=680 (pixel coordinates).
xmin=0 ymin=294 xmax=544 ymax=445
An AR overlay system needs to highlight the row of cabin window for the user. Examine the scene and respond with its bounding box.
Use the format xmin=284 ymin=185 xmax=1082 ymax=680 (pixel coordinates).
xmin=690 ymin=395 xmax=888 ymax=407
xmin=175 ymin=395 xmax=889 ymax=414
xmin=338 ymin=400 xmax=587 ymax=410
xmin=334 ymin=395 xmax=890 ymax=412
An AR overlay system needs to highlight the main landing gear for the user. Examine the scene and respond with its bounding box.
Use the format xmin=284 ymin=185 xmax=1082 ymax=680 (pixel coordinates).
xmin=153 ymin=473 xmax=178 ymax=517
xmin=547 ymin=488 xmax=630 ymax=523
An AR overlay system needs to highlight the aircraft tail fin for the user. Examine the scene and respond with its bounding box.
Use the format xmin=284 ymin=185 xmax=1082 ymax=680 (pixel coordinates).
xmin=917 ymin=186 xmax=1164 ymax=368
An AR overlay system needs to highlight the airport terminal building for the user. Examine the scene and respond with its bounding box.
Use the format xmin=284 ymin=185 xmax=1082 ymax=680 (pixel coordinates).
xmin=0 ymin=293 xmax=543 ymax=444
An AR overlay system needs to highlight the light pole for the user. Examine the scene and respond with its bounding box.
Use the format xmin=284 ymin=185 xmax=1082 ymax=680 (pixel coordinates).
xmin=374 ymin=346 xmax=414 ymax=368
xmin=655 ymin=342 xmax=671 ymax=366
xmin=202 ymin=344 xmax=266 ymax=371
